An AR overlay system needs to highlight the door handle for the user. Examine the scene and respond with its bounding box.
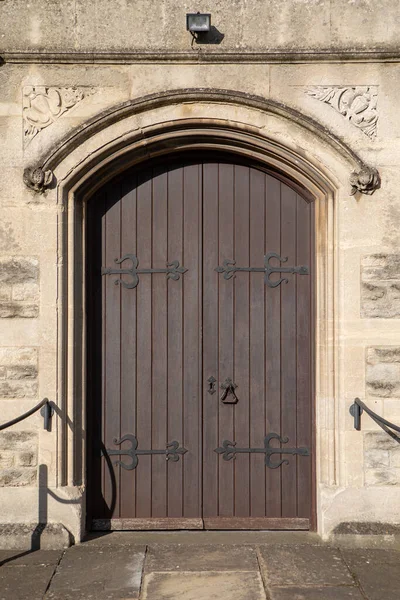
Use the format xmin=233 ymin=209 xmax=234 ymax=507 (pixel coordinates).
xmin=220 ymin=378 xmax=239 ymax=404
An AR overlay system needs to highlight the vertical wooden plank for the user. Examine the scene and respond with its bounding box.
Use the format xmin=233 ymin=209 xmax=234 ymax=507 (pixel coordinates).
xmin=135 ymin=168 xmax=153 ymax=517
xmin=265 ymin=176 xmax=282 ymax=517
xmin=103 ymin=182 xmax=121 ymax=517
xmin=296 ymin=194 xmax=312 ymax=519
xmin=182 ymin=163 xmax=201 ymax=517
xmin=167 ymin=164 xmax=184 ymax=517
xmin=151 ymin=166 xmax=168 ymax=518
xmin=202 ymin=162 xmax=219 ymax=518
xmin=218 ymin=163 xmax=235 ymax=517
xmin=233 ymin=165 xmax=250 ymax=517
xmin=120 ymin=172 xmax=138 ymax=517
xmin=280 ymin=183 xmax=298 ymax=517
xmin=249 ymin=168 xmax=266 ymax=517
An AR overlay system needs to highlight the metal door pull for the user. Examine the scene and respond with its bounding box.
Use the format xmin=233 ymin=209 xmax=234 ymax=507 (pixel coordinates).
xmin=220 ymin=378 xmax=238 ymax=404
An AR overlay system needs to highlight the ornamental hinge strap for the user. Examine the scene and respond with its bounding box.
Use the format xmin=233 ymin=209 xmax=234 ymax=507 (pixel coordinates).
xmin=215 ymin=252 xmax=309 ymax=288
xmin=215 ymin=433 xmax=310 ymax=469
xmin=102 ymin=254 xmax=188 ymax=289
xmin=102 ymin=434 xmax=187 ymax=470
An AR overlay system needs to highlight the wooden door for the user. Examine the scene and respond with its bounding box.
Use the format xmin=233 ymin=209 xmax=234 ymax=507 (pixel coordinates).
xmin=87 ymin=155 xmax=314 ymax=530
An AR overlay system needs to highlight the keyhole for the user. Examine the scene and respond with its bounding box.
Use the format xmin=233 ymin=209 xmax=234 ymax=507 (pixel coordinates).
xmin=207 ymin=376 xmax=216 ymax=395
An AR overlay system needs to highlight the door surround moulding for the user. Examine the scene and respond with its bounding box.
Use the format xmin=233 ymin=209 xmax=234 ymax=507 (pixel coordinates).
xmin=50 ymin=95 xmax=340 ymax=538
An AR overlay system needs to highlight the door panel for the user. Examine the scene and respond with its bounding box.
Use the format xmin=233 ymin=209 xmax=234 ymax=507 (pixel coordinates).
xmin=88 ymin=155 xmax=313 ymax=529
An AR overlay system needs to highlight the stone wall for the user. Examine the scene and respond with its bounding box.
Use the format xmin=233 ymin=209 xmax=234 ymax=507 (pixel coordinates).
xmin=361 ymin=255 xmax=400 ymax=318
xmin=0 ymin=257 xmax=39 ymax=319
xmin=0 ymin=347 xmax=38 ymax=399
xmin=365 ymin=347 xmax=400 ymax=486
xmin=0 ymin=431 xmax=38 ymax=487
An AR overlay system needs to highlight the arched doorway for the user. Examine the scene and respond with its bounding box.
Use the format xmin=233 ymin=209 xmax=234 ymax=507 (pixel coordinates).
xmin=86 ymin=152 xmax=315 ymax=530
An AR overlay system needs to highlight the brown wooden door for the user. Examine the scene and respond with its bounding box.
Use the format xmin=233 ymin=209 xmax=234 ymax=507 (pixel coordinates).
xmin=87 ymin=155 xmax=313 ymax=530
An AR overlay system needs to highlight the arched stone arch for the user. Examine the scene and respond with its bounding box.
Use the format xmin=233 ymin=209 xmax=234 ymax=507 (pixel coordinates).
xmin=47 ymin=91 xmax=358 ymax=539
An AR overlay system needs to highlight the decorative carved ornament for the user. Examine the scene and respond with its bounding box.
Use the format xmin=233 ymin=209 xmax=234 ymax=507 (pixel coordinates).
xmin=23 ymin=86 xmax=94 ymax=144
xmin=23 ymin=167 xmax=53 ymax=193
xmin=305 ymin=86 xmax=378 ymax=139
xmin=349 ymin=167 xmax=381 ymax=196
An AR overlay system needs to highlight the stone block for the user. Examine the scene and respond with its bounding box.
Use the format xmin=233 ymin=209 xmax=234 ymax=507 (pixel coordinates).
xmin=364 ymin=432 xmax=399 ymax=451
xmin=361 ymin=255 xmax=400 ymax=318
xmin=390 ymin=448 xmax=400 ymax=467
xmin=0 ymin=523 xmax=72 ymax=550
xmin=6 ymin=365 xmax=38 ymax=380
xmin=0 ymin=467 xmax=37 ymax=487
xmin=367 ymin=347 xmax=400 ymax=365
xmin=366 ymin=362 xmax=400 ymax=397
xmin=16 ymin=451 xmax=37 ymax=467
xmin=365 ymin=469 xmax=400 ymax=486
xmin=11 ymin=283 xmax=39 ymax=302
xmin=362 ymin=254 xmax=400 ymax=280
xmin=0 ymin=302 xmax=39 ymax=318
xmin=0 ymin=452 xmax=15 ymax=468
xmin=0 ymin=347 xmax=37 ymax=367
xmin=365 ymin=449 xmax=390 ymax=468
xmin=0 ymin=431 xmax=38 ymax=451
xmin=144 ymin=544 xmax=259 ymax=572
xmin=0 ymin=380 xmax=38 ymax=398
xmin=0 ymin=257 xmax=39 ymax=285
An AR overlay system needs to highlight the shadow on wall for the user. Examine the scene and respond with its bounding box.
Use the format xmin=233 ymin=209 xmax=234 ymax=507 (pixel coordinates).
xmin=0 ymin=464 xmax=80 ymax=566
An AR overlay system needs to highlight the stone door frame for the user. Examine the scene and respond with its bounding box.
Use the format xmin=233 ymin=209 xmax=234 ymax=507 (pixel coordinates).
xmin=47 ymin=91 xmax=352 ymax=539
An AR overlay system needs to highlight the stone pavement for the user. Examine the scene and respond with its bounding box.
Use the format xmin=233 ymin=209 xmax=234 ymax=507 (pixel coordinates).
xmin=1 ymin=532 xmax=400 ymax=599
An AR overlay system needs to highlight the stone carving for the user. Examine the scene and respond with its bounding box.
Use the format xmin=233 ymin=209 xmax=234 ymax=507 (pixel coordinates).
xmin=23 ymin=167 xmax=53 ymax=193
xmin=305 ymin=86 xmax=378 ymax=139
xmin=349 ymin=167 xmax=380 ymax=196
xmin=23 ymin=86 xmax=92 ymax=143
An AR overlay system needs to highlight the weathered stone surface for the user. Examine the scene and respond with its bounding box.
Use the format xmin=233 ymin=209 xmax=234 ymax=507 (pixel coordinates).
xmin=364 ymin=432 xmax=399 ymax=451
xmin=141 ymin=571 xmax=266 ymax=600
xmin=0 ymin=467 xmax=37 ymax=487
xmin=365 ymin=449 xmax=390 ymax=468
xmin=0 ymin=257 xmax=39 ymax=319
xmin=258 ymin=545 xmax=353 ymax=586
xmin=270 ymin=587 xmax=363 ymax=599
xmin=46 ymin=545 xmax=146 ymax=599
xmin=0 ymin=347 xmax=38 ymax=400
xmin=366 ymin=362 xmax=400 ymax=397
xmin=0 ymin=549 xmax=63 ymax=567
xmin=361 ymin=255 xmax=400 ymax=318
xmin=0 ymin=565 xmax=56 ymax=600
xmin=367 ymin=347 xmax=400 ymax=365
xmin=365 ymin=468 xmax=400 ymax=486
xmin=0 ymin=523 xmax=72 ymax=550
xmin=145 ymin=544 xmax=259 ymax=572
xmin=0 ymin=432 xmax=38 ymax=486
xmin=341 ymin=549 xmax=400 ymax=600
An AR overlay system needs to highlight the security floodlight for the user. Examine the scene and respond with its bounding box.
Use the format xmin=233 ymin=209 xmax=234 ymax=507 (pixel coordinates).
xmin=186 ymin=12 xmax=211 ymax=33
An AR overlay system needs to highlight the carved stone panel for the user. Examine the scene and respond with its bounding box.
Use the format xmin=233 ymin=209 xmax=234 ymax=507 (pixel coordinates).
xmin=23 ymin=86 xmax=94 ymax=144
xmin=305 ymin=86 xmax=378 ymax=139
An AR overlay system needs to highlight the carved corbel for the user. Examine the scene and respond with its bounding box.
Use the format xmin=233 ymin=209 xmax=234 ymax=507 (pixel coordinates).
xmin=349 ymin=167 xmax=381 ymax=196
xmin=23 ymin=167 xmax=54 ymax=193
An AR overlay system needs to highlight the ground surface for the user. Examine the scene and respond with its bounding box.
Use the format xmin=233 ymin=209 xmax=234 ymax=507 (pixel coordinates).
xmin=0 ymin=532 xmax=399 ymax=599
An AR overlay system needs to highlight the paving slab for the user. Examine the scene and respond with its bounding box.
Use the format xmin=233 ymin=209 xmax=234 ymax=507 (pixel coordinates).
xmin=0 ymin=549 xmax=62 ymax=567
xmin=269 ymin=586 xmax=364 ymax=599
xmin=258 ymin=544 xmax=354 ymax=587
xmin=144 ymin=543 xmax=259 ymax=571
xmin=141 ymin=571 xmax=267 ymax=600
xmin=341 ymin=548 xmax=400 ymax=600
xmin=45 ymin=544 xmax=146 ymax=599
xmin=0 ymin=565 xmax=55 ymax=600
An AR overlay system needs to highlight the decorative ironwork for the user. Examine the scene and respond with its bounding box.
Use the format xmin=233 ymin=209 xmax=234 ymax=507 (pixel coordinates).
xmin=215 ymin=433 xmax=310 ymax=469
xmin=102 ymin=254 xmax=188 ymax=289
xmin=102 ymin=434 xmax=187 ymax=470
xmin=220 ymin=378 xmax=239 ymax=404
xmin=350 ymin=398 xmax=400 ymax=443
xmin=215 ymin=252 xmax=309 ymax=288
xmin=207 ymin=376 xmax=217 ymax=395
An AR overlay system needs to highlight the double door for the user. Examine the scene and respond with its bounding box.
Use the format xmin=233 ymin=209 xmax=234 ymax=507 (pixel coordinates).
xmin=87 ymin=155 xmax=314 ymax=530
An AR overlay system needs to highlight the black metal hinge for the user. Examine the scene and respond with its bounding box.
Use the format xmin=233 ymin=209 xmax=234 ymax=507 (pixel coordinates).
xmin=102 ymin=254 xmax=187 ymax=289
xmin=102 ymin=434 xmax=187 ymax=470
xmin=215 ymin=433 xmax=310 ymax=468
xmin=215 ymin=252 xmax=309 ymax=288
